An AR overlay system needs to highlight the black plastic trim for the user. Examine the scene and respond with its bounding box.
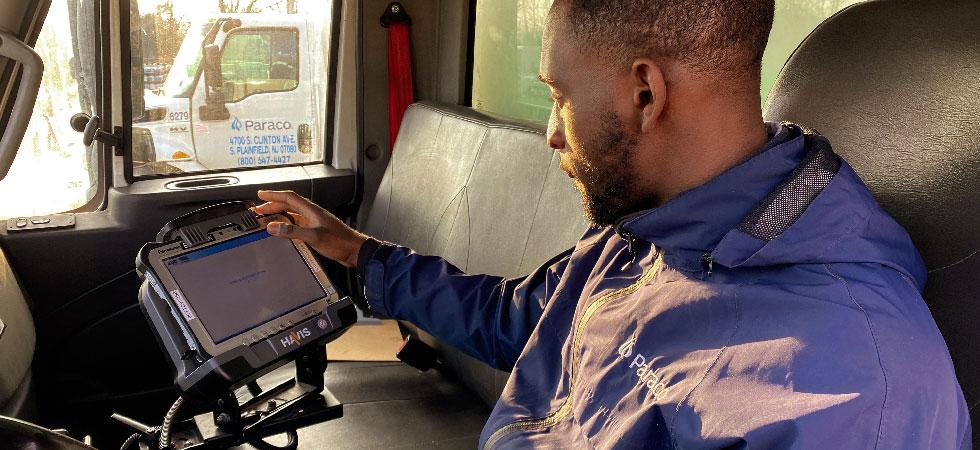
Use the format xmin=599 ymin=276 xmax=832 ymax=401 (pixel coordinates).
xmin=463 ymin=0 xmax=476 ymax=107
xmin=120 ymin=0 xmax=134 ymax=183
xmin=323 ymin=0 xmax=343 ymax=167
xmin=351 ymin=0 xmax=365 ymax=219
xmin=164 ymin=176 xmax=238 ymax=190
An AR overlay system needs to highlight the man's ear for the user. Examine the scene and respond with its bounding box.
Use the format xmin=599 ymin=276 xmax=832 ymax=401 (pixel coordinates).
xmin=630 ymin=59 xmax=667 ymax=134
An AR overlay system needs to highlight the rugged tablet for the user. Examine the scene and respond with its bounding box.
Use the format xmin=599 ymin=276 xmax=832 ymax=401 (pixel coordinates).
xmin=135 ymin=201 xmax=356 ymax=404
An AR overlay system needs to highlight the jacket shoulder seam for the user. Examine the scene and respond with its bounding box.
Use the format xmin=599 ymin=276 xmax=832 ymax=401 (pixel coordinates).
xmin=823 ymin=264 xmax=887 ymax=450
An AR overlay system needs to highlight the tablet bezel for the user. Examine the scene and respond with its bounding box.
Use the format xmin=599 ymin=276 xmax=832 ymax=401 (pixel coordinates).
xmin=145 ymin=213 xmax=339 ymax=357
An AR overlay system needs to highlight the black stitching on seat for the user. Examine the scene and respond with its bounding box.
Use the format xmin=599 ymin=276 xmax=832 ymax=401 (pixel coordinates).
xmin=928 ymin=247 xmax=980 ymax=274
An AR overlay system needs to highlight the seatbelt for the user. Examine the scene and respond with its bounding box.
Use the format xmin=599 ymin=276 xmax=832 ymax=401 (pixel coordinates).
xmin=381 ymin=2 xmax=414 ymax=152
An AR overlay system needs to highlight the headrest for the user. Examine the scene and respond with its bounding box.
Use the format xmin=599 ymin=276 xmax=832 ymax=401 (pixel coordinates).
xmin=764 ymin=0 xmax=980 ymax=413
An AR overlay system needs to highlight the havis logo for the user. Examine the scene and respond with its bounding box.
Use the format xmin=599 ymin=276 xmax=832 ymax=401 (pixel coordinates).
xmin=617 ymin=333 xmax=671 ymax=401
xmin=281 ymin=328 xmax=312 ymax=348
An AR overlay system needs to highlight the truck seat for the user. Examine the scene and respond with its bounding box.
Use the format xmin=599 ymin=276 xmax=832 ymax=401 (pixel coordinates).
xmin=0 ymin=244 xmax=36 ymax=418
xmin=763 ymin=0 xmax=980 ymax=445
xmin=361 ymin=102 xmax=587 ymax=406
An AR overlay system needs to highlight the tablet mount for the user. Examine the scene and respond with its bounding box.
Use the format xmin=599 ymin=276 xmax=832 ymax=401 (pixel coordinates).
xmin=112 ymin=345 xmax=341 ymax=450
xmin=113 ymin=201 xmax=355 ymax=449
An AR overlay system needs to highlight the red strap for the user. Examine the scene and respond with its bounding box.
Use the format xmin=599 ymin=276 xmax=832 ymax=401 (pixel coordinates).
xmin=387 ymin=22 xmax=414 ymax=151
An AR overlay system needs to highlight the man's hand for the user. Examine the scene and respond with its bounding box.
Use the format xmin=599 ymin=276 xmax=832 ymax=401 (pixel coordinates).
xmin=254 ymin=190 xmax=369 ymax=268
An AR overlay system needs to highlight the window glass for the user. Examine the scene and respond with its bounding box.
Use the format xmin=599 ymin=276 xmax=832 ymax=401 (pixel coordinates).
xmin=163 ymin=21 xmax=212 ymax=98
xmin=471 ymin=0 xmax=865 ymax=125
xmin=0 ymin=0 xmax=99 ymax=219
xmin=131 ymin=0 xmax=333 ymax=178
xmin=220 ymin=30 xmax=299 ymax=102
xmin=471 ymin=0 xmax=552 ymax=125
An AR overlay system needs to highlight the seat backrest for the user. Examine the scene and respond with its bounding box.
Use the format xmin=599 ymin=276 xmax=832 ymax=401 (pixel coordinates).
xmin=362 ymin=102 xmax=587 ymax=405
xmin=764 ymin=0 xmax=980 ymax=436
xmin=0 ymin=245 xmax=35 ymax=416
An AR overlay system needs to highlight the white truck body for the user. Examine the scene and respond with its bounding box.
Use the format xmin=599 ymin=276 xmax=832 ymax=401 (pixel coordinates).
xmin=136 ymin=13 xmax=331 ymax=175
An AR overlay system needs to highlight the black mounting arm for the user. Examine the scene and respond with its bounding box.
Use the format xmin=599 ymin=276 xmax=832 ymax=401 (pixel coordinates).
xmin=112 ymin=345 xmax=341 ymax=450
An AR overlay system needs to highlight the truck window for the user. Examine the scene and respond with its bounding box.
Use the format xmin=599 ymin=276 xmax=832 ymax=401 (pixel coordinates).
xmin=220 ymin=29 xmax=299 ymax=103
xmin=0 ymin=1 xmax=99 ymax=219
xmin=130 ymin=1 xmax=335 ymax=178
xmin=471 ymin=0 xmax=865 ymax=124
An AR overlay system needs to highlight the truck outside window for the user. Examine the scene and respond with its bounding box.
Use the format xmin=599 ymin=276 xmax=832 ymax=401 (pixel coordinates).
xmin=131 ymin=0 xmax=335 ymax=178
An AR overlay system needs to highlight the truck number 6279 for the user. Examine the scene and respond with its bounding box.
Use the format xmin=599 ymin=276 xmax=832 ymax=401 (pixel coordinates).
xmin=168 ymin=111 xmax=189 ymax=122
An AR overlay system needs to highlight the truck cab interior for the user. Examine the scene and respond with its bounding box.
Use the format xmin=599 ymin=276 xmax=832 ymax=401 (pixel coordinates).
xmin=0 ymin=0 xmax=977 ymax=448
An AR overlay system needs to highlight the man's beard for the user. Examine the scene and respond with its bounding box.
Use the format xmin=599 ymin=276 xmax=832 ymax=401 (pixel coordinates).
xmin=563 ymin=113 xmax=643 ymax=227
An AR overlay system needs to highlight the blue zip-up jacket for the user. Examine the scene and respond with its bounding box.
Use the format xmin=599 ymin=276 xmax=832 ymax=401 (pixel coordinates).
xmin=359 ymin=123 xmax=970 ymax=449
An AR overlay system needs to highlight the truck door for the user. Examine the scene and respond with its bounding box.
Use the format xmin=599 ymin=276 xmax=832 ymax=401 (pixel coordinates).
xmin=0 ymin=0 xmax=350 ymax=436
xmin=190 ymin=26 xmax=315 ymax=171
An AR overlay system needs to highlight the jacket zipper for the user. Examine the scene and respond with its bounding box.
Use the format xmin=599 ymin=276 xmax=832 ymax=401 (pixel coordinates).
xmin=482 ymin=251 xmax=664 ymax=449
xmin=620 ymin=231 xmax=637 ymax=271
xmin=700 ymin=252 xmax=714 ymax=279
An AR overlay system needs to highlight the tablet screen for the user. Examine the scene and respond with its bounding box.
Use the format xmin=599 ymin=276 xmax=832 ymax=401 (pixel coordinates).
xmin=165 ymin=230 xmax=326 ymax=344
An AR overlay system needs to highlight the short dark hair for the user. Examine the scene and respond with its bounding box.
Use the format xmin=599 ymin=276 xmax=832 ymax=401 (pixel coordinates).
xmin=552 ymin=0 xmax=775 ymax=80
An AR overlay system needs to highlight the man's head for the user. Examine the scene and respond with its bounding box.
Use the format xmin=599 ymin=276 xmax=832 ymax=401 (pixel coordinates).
xmin=540 ymin=0 xmax=775 ymax=226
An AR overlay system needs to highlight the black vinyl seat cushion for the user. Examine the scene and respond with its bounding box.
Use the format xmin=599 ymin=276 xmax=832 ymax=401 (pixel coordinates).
xmin=361 ymin=102 xmax=586 ymax=407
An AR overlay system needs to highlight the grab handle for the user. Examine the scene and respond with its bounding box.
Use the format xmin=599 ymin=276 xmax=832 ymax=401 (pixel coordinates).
xmin=0 ymin=31 xmax=43 ymax=181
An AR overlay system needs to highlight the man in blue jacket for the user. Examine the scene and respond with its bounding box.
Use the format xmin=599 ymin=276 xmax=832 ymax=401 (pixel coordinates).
xmin=255 ymin=0 xmax=970 ymax=447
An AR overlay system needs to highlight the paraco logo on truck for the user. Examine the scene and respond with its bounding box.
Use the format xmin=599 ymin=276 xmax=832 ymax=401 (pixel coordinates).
xmin=231 ymin=116 xmax=293 ymax=132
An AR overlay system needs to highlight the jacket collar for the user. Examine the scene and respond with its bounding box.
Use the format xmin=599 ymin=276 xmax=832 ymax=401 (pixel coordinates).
xmin=613 ymin=123 xmax=925 ymax=289
xmin=615 ymin=123 xmax=806 ymax=267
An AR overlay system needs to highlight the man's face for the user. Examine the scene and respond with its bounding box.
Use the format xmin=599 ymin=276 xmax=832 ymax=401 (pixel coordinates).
xmin=540 ymin=14 xmax=644 ymax=227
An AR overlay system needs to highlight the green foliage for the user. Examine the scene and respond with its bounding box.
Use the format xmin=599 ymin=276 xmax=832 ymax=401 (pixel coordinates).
xmin=217 ymin=0 xmax=301 ymax=13
xmin=146 ymin=2 xmax=190 ymax=64
xmin=218 ymin=0 xmax=262 ymax=13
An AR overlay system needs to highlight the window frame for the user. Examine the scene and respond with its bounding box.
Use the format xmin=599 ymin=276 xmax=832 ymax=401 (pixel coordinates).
xmin=120 ymin=0 xmax=343 ymax=184
xmin=80 ymin=0 xmax=113 ymax=214
xmin=217 ymin=26 xmax=301 ymax=104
